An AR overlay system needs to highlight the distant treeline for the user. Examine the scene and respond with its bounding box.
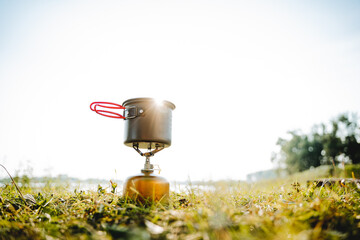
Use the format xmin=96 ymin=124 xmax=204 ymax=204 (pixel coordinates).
xmin=273 ymin=112 xmax=360 ymax=174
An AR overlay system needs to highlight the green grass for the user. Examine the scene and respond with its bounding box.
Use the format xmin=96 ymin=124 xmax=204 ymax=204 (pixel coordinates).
xmin=1 ymin=168 xmax=360 ymax=239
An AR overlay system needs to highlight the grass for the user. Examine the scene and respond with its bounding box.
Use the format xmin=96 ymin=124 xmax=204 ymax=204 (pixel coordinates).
xmin=1 ymin=168 xmax=360 ymax=239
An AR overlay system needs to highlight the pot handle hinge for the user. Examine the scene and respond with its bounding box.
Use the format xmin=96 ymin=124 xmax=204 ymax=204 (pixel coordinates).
xmin=124 ymin=106 xmax=144 ymax=119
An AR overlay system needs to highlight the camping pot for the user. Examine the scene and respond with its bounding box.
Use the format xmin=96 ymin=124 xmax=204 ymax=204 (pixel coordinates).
xmin=122 ymin=98 xmax=175 ymax=149
xmin=90 ymin=98 xmax=176 ymax=149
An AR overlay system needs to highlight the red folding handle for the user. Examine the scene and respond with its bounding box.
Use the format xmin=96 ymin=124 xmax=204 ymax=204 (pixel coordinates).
xmin=90 ymin=102 xmax=125 ymax=119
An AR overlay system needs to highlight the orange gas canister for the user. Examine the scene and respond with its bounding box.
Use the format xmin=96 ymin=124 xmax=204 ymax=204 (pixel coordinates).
xmin=123 ymin=171 xmax=169 ymax=203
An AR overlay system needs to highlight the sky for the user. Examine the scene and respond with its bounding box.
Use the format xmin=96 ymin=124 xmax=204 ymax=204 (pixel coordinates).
xmin=0 ymin=0 xmax=360 ymax=182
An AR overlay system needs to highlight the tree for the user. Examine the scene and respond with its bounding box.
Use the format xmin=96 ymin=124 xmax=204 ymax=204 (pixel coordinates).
xmin=338 ymin=113 xmax=360 ymax=164
xmin=321 ymin=120 xmax=343 ymax=166
xmin=344 ymin=135 xmax=360 ymax=164
xmin=273 ymin=112 xmax=360 ymax=173
xmin=276 ymin=131 xmax=323 ymax=174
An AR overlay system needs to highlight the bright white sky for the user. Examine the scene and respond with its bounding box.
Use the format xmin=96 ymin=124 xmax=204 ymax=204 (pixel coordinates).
xmin=0 ymin=0 xmax=360 ymax=182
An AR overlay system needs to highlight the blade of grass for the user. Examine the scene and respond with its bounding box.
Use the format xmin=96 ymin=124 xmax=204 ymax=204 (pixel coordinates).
xmin=0 ymin=163 xmax=25 ymax=202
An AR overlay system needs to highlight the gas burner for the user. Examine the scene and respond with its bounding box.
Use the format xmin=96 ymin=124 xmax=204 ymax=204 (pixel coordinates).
xmin=90 ymin=98 xmax=175 ymax=203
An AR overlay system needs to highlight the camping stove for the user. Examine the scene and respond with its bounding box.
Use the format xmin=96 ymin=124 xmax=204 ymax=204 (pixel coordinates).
xmin=90 ymin=98 xmax=175 ymax=203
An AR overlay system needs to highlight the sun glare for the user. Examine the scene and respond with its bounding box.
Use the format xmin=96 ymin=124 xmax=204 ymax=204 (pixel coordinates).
xmin=154 ymin=98 xmax=164 ymax=107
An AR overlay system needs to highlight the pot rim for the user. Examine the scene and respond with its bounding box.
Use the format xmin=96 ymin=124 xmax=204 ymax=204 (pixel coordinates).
xmin=122 ymin=98 xmax=176 ymax=110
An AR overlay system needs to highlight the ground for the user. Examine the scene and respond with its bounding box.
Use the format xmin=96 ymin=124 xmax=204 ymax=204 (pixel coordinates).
xmin=1 ymin=171 xmax=360 ymax=240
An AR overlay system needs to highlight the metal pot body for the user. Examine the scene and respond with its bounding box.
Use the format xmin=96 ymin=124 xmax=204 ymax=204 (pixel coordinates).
xmin=122 ymin=98 xmax=175 ymax=149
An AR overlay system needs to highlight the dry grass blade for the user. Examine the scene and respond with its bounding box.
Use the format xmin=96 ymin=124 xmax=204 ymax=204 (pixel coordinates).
xmin=0 ymin=163 xmax=25 ymax=202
